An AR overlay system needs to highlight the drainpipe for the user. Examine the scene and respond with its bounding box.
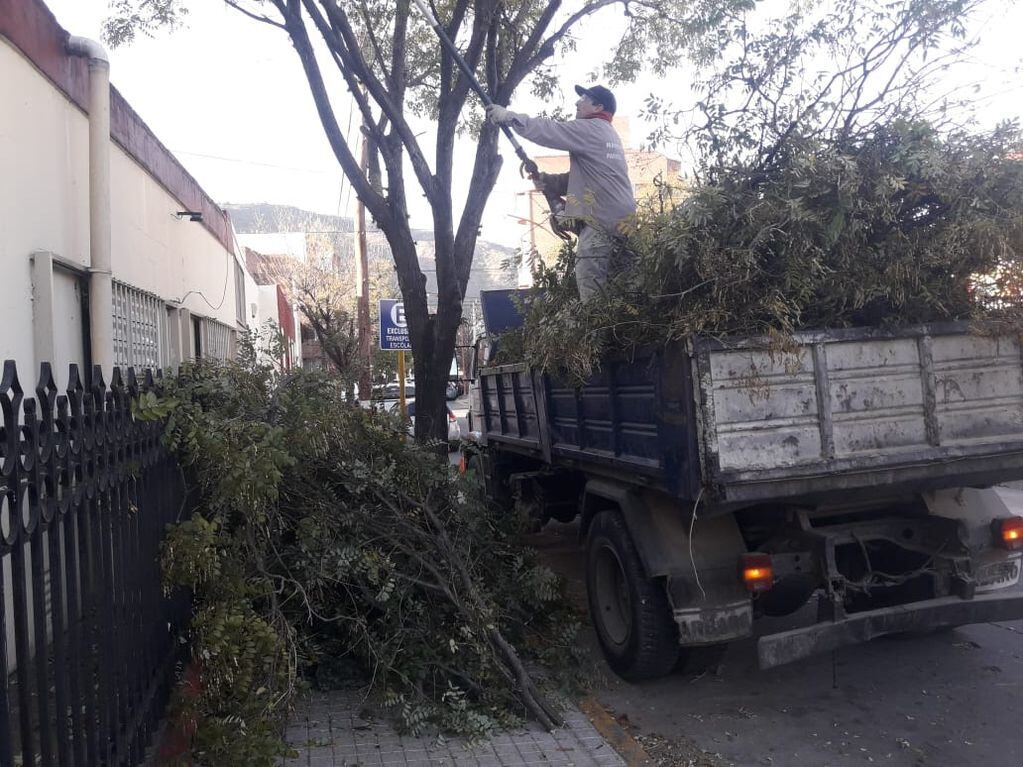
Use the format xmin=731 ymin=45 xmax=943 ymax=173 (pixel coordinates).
xmin=67 ymin=36 xmax=114 ymax=376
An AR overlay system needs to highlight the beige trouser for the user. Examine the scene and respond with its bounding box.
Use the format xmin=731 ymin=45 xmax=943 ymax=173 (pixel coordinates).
xmin=575 ymin=225 xmax=614 ymax=300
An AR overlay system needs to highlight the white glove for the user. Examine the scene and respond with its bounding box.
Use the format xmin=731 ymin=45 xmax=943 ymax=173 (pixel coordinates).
xmin=486 ymin=104 xmax=514 ymax=126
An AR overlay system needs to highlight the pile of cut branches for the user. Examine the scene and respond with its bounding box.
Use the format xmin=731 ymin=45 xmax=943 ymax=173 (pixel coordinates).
xmin=144 ymin=340 xmax=580 ymax=765
xmin=517 ymin=121 xmax=1023 ymax=382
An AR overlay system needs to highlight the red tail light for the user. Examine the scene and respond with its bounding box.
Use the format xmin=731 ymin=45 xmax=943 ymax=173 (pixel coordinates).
xmin=740 ymin=553 xmax=774 ymax=593
xmin=994 ymin=516 xmax=1023 ymax=551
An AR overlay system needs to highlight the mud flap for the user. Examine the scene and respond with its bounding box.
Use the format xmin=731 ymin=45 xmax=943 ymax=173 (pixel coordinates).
xmin=673 ymin=600 xmax=753 ymax=645
xmin=582 ymin=480 xmax=754 ymax=645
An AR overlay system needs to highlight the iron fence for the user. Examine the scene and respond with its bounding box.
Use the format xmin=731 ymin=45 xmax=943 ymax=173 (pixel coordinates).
xmin=0 ymin=360 xmax=188 ymax=766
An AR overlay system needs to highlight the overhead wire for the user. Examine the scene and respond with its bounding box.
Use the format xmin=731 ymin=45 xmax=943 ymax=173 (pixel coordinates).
xmin=335 ymin=92 xmax=358 ymax=229
xmin=170 ymin=149 xmax=334 ymax=173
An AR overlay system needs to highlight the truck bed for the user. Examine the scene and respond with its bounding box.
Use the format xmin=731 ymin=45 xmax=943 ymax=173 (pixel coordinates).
xmin=477 ymin=321 xmax=1023 ymax=508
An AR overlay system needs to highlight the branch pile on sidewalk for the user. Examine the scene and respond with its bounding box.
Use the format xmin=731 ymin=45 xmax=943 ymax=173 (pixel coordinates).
xmin=515 ymin=122 xmax=1023 ymax=382
xmin=144 ymin=344 xmax=580 ymax=766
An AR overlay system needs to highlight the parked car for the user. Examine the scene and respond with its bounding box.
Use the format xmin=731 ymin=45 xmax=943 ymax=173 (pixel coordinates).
xmin=378 ymin=382 xmax=415 ymax=400
xmin=390 ymin=399 xmax=460 ymax=450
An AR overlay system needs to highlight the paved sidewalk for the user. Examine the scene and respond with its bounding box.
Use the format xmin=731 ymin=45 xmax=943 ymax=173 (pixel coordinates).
xmin=282 ymin=690 xmax=626 ymax=767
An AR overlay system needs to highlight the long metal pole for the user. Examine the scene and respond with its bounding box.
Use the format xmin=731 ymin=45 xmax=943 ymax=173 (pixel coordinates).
xmin=397 ymin=350 xmax=407 ymax=419
xmin=68 ymin=37 xmax=114 ymax=373
xmin=410 ymin=0 xmax=537 ymax=174
xmin=410 ymin=0 xmax=572 ymax=241
xmin=355 ymin=119 xmax=372 ymax=400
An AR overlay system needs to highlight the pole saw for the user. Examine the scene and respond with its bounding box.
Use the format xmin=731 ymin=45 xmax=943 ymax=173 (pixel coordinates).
xmin=410 ymin=0 xmax=573 ymax=242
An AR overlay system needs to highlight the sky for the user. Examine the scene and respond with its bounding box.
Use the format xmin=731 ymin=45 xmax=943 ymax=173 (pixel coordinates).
xmin=38 ymin=0 xmax=1023 ymax=251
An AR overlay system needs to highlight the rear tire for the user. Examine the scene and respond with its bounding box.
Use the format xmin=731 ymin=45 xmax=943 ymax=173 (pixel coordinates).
xmin=586 ymin=510 xmax=680 ymax=681
xmin=470 ymin=451 xmax=515 ymax=512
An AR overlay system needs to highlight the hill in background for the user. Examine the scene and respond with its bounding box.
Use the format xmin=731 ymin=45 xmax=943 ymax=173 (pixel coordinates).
xmin=225 ymin=203 xmax=518 ymax=306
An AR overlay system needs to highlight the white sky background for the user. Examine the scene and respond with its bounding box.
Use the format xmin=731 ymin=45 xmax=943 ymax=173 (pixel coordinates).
xmin=39 ymin=0 xmax=1023 ymax=251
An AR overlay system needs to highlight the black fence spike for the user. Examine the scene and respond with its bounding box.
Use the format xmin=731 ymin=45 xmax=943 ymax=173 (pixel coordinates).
xmin=0 ymin=359 xmax=189 ymax=764
xmin=66 ymin=364 xmax=83 ymax=396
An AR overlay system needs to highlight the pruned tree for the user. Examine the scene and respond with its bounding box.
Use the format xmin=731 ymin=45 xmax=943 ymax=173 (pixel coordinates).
xmin=293 ymin=266 xmax=365 ymax=386
xmin=103 ymin=0 xmax=746 ymax=443
xmin=644 ymin=0 xmax=990 ymax=175
xmin=513 ymin=0 xmax=1023 ymax=382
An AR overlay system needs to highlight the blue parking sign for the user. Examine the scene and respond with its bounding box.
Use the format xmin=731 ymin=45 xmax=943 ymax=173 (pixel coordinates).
xmin=379 ymin=299 xmax=412 ymax=351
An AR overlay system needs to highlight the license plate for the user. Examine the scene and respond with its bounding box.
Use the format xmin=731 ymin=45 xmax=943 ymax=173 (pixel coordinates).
xmin=977 ymin=557 xmax=1022 ymax=592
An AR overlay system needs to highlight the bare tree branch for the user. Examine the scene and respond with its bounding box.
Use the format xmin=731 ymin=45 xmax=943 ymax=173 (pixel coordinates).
xmin=225 ymin=0 xmax=286 ymax=29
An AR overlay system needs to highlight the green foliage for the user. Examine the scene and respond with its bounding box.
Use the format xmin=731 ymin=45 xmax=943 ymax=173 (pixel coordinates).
xmin=175 ymin=602 xmax=293 ymax=764
xmin=602 ymin=0 xmax=756 ymax=82
xmin=517 ymin=121 xmax=1023 ymax=382
xmin=643 ymin=0 xmax=985 ymax=165
xmin=103 ymin=0 xmax=187 ymax=47
xmin=152 ymin=350 xmax=580 ymax=764
xmin=511 ymin=0 xmax=1023 ymax=382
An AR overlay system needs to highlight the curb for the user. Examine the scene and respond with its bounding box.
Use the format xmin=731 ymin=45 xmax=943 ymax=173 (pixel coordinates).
xmin=578 ymin=696 xmax=650 ymax=766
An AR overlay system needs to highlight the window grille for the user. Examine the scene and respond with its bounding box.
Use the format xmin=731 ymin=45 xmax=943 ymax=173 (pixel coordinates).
xmin=112 ymin=281 xmax=167 ymax=369
xmin=200 ymin=316 xmax=235 ymax=361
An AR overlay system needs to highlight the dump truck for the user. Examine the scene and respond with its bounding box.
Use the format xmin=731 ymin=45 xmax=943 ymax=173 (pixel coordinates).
xmin=466 ymin=289 xmax=1023 ymax=680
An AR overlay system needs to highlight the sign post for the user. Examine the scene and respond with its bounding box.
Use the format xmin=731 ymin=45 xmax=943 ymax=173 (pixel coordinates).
xmin=379 ymin=299 xmax=412 ymax=418
xmin=397 ymin=351 xmax=407 ymax=419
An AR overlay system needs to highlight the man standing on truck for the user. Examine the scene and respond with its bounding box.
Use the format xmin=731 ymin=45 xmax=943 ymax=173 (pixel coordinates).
xmin=486 ymin=85 xmax=636 ymax=299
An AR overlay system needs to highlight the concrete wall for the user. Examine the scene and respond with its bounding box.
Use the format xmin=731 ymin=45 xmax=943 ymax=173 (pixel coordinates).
xmin=254 ymin=284 xmax=301 ymax=369
xmin=0 ymin=0 xmax=298 ymax=684
xmin=1 ymin=26 xmax=256 ymax=383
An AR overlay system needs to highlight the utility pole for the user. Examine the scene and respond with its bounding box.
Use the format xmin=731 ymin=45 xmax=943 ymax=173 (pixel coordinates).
xmin=355 ymin=124 xmax=372 ymax=400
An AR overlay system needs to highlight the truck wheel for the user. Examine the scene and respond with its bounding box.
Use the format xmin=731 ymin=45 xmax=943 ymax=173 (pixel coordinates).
xmin=469 ymin=452 xmax=513 ymax=512
xmin=586 ymin=510 xmax=680 ymax=681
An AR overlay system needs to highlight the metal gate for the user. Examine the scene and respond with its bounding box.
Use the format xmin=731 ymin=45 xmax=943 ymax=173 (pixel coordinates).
xmin=0 ymin=360 xmax=188 ymax=766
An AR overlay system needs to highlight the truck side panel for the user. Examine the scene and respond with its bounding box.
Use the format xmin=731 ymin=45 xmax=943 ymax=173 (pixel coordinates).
xmin=548 ymin=361 xmax=659 ymax=463
xmin=479 ymin=365 xmax=542 ymax=451
xmin=480 ymin=322 xmax=1023 ymax=508
xmin=697 ymin=323 xmax=1023 ymax=502
xmin=479 ymin=351 xmax=702 ymax=497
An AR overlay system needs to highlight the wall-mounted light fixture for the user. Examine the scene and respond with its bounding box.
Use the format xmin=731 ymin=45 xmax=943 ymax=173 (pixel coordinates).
xmin=174 ymin=210 xmax=203 ymax=222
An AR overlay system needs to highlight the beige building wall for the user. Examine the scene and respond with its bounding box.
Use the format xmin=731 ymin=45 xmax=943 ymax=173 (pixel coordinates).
xmin=1 ymin=33 xmax=254 ymax=383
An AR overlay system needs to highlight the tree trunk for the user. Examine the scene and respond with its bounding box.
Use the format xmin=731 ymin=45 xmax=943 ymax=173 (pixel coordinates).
xmin=412 ymin=342 xmax=451 ymax=448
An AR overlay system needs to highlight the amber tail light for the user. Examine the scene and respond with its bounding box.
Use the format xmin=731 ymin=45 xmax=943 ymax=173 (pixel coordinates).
xmin=740 ymin=553 xmax=775 ymax=593
xmin=993 ymin=516 xmax=1023 ymax=552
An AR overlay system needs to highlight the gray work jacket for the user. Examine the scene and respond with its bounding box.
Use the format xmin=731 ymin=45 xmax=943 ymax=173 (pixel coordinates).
xmin=506 ymin=112 xmax=636 ymax=234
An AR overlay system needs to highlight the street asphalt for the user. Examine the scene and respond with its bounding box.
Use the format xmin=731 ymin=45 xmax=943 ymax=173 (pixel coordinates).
xmin=529 ymin=521 xmax=1023 ymax=767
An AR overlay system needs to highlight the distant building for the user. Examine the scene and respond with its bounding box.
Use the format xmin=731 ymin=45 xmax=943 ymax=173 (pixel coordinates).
xmin=258 ymin=283 xmax=300 ymax=370
xmin=227 ymin=203 xmax=519 ymax=319
xmin=0 ymin=0 xmax=290 ymax=380
xmin=237 ymin=232 xmax=311 ymax=264
xmin=244 ymin=248 xmax=303 ymax=370
xmin=518 ymin=117 xmax=683 ymax=283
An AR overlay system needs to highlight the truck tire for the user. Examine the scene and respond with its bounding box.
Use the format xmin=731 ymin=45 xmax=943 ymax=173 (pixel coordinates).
xmin=586 ymin=510 xmax=680 ymax=680
xmin=471 ymin=452 xmax=513 ymax=512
